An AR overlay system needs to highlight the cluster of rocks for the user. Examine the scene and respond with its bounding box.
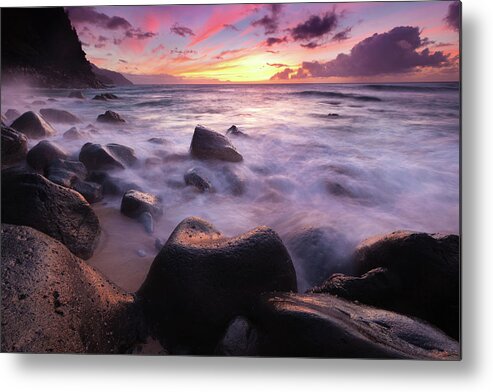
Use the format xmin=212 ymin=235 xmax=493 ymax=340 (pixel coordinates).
xmin=1 ymin=105 xmax=460 ymax=358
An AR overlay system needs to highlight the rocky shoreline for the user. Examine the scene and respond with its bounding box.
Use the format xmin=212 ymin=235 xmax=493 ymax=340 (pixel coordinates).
xmin=1 ymin=101 xmax=460 ymax=358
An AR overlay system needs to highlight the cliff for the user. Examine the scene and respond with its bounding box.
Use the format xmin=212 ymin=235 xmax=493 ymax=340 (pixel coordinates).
xmin=1 ymin=7 xmax=102 ymax=88
xmin=91 ymin=63 xmax=134 ymax=87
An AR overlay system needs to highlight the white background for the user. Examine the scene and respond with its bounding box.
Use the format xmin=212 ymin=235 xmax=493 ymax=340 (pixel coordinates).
xmin=0 ymin=0 xmax=491 ymax=390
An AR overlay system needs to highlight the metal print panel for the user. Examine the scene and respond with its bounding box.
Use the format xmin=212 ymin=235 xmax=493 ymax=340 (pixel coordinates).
xmin=0 ymin=1 xmax=461 ymax=358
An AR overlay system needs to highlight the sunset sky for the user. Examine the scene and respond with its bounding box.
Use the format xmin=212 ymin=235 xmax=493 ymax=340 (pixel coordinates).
xmin=67 ymin=1 xmax=460 ymax=84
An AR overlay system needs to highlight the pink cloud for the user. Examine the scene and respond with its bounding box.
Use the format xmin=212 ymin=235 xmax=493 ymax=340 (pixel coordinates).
xmin=188 ymin=4 xmax=258 ymax=47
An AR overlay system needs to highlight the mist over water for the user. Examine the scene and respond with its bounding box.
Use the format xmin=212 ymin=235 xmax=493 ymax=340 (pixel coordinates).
xmin=1 ymin=82 xmax=460 ymax=291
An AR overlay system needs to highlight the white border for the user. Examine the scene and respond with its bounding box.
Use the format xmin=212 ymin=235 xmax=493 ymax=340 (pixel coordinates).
xmin=1 ymin=0 xmax=492 ymax=390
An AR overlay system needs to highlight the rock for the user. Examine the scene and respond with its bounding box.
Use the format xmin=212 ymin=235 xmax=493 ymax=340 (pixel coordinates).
xmin=32 ymin=100 xmax=46 ymax=105
xmin=63 ymin=126 xmax=85 ymax=140
xmin=5 ymin=108 xmax=21 ymax=121
xmin=1 ymin=125 xmax=28 ymax=166
xmin=253 ymin=293 xmax=459 ymax=359
xmin=87 ymin=171 xmax=140 ymax=196
xmin=93 ymin=93 xmax=119 ymax=100
xmin=327 ymin=113 xmax=340 ymax=117
xmin=121 ymin=190 xmax=163 ymax=219
xmin=97 ymin=110 xmax=125 ymax=123
xmin=226 ymin=125 xmax=248 ymax=137
xmin=284 ymin=226 xmax=353 ymax=289
xmin=190 ymin=125 xmax=243 ymax=162
xmin=315 ymin=231 xmax=460 ymax=339
xmin=45 ymin=158 xmax=87 ymax=187
xmin=72 ymin=180 xmax=103 ymax=204
xmin=40 ymin=108 xmax=81 ymax=124
xmin=1 ymin=172 xmax=101 ymax=259
xmin=79 ymin=143 xmax=127 ymax=171
xmin=1 ymin=224 xmax=144 ymax=353
xmin=26 ymin=140 xmax=68 ymax=171
xmin=106 ymin=143 xmax=137 ymax=166
xmin=311 ymin=267 xmax=402 ymax=305
xmin=44 ymin=159 xmax=101 ymax=203
xmin=220 ymin=166 xmax=246 ymax=196
xmin=215 ymin=316 xmax=259 ymax=356
xmin=148 ymin=137 xmax=167 ymax=145
xmin=137 ymin=217 xmax=297 ymax=352
xmin=184 ymin=168 xmax=212 ymax=192
xmin=68 ymin=90 xmax=84 ymax=99
xmin=10 ymin=111 xmax=56 ymax=138
xmin=47 ymin=98 xmax=57 ymax=102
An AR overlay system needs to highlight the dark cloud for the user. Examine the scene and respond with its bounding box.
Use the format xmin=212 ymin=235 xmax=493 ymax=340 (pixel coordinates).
xmin=125 ymin=28 xmax=157 ymax=40
xmin=94 ymin=43 xmax=106 ymax=49
xmin=291 ymin=11 xmax=338 ymax=41
xmin=264 ymin=36 xmax=288 ymax=46
xmin=293 ymin=26 xmax=450 ymax=78
xmin=266 ymin=49 xmax=280 ymax=54
xmin=170 ymin=23 xmax=195 ymax=37
xmin=270 ymin=67 xmax=293 ymax=80
xmin=444 ymin=1 xmax=460 ymax=31
xmin=81 ymin=41 xmax=90 ymax=47
xmin=98 ymin=35 xmax=108 ymax=42
xmin=68 ymin=7 xmax=131 ymax=30
xmin=331 ymin=27 xmax=352 ymax=42
xmin=223 ymin=24 xmax=239 ymax=32
xmin=301 ymin=42 xmax=321 ymax=49
xmin=251 ymin=4 xmax=283 ymax=35
xmin=119 ymin=59 xmax=128 ymax=63
xmin=267 ymin=63 xmax=288 ymax=68
xmin=434 ymin=42 xmax=453 ymax=48
xmin=170 ymin=48 xmax=197 ymax=55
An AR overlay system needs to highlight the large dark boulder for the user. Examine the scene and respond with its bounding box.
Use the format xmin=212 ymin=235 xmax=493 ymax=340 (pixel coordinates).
xmin=1 ymin=172 xmax=101 ymax=259
xmin=1 ymin=224 xmax=144 ymax=353
xmin=26 ymin=140 xmax=68 ymax=171
xmin=138 ymin=217 xmax=297 ymax=352
xmin=252 ymin=293 xmax=459 ymax=359
xmin=190 ymin=125 xmax=243 ymax=162
xmin=40 ymin=108 xmax=81 ymax=124
xmin=10 ymin=111 xmax=56 ymax=138
xmin=1 ymin=125 xmax=28 ymax=166
xmin=97 ymin=110 xmax=125 ymax=123
xmin=120 ymin=190 xmax=163 ymax=219
xmin=79 ymin=142 xmax=136 ymax=171
xmin=312 ymin=231 xmax=460 ymax=339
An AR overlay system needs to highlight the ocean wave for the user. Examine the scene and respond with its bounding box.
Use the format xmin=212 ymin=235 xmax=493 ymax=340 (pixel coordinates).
xmin=135 ymin=98 xmax=174 ymax=107
xmin=363 ymin=84 xmax=459 ymax=92
xmin=295 ymin=90 xmax=382 ymax=102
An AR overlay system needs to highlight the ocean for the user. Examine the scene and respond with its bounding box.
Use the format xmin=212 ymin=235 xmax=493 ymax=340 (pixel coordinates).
xmin=1 ymin=82 xmax=460 ymax=291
